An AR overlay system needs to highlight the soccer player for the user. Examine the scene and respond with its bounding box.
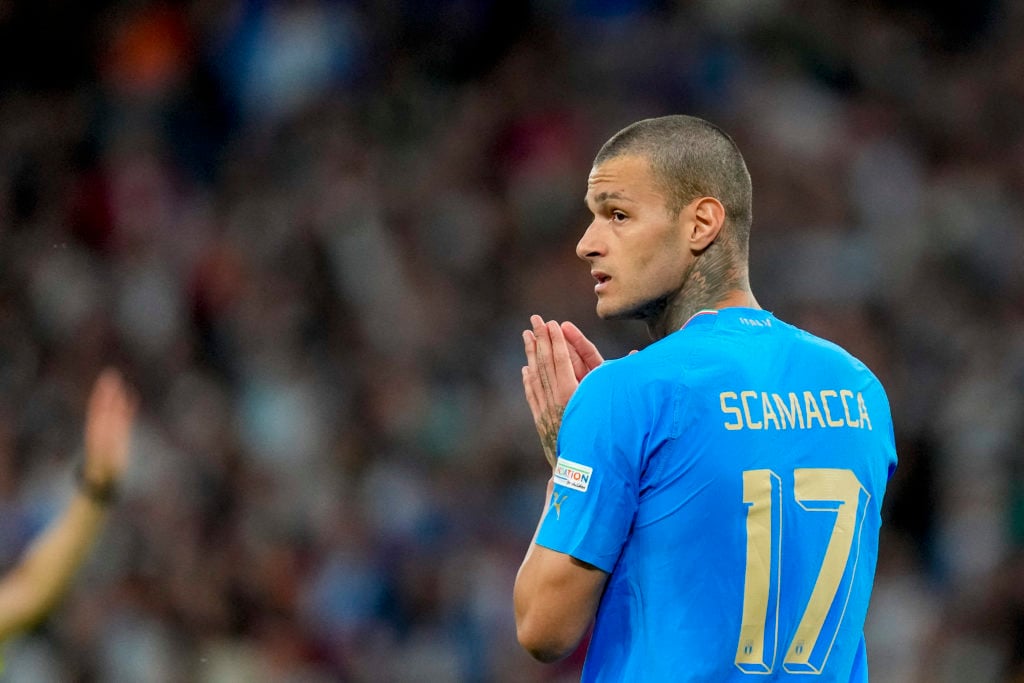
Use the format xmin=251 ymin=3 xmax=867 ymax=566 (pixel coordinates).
xmin=0 ymin=368 xmax=136 ymax=645
xmin=514 ymin=115 xmax=897 ymax=681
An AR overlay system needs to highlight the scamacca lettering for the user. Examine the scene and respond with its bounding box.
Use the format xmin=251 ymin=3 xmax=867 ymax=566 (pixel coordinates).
xmin=720 ymin=389 xmax=873 ymax=431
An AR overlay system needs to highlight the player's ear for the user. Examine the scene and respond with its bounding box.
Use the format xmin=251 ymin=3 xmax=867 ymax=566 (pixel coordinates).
xmin=687 ymin=196 xmax=725 ymax=251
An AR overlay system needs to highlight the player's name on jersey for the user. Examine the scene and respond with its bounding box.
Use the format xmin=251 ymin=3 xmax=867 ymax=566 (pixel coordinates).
xmin=719 ymin=389 xmax=872 ymax=431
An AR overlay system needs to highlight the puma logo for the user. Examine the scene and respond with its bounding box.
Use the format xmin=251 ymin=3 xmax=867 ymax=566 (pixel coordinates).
xmin=550 ymin=493 xmax=568 ymax=520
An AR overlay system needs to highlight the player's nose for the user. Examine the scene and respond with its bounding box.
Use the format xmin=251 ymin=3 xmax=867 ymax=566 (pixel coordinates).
xmin=576 ymin=221 xmax=606 ymax=262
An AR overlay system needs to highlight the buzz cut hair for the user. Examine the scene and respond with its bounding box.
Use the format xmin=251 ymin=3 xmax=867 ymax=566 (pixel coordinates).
xmin=594 ymin=115 xmax=753 ymax=253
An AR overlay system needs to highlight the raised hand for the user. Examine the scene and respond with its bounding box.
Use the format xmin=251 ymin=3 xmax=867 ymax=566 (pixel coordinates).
xmin=560 ymin=321 xmax=603 ymax=381
xmin=81 ymin=369 xmax=138 ymax=499
xmin=522 ymin=316 xmax=601 ymax=469
xmin=0 ymin=368 xmax=138 ymax=640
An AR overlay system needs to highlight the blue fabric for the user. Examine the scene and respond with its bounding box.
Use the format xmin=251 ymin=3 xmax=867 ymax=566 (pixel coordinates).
xmin=536 ymin=308 xmax=897 ymax=682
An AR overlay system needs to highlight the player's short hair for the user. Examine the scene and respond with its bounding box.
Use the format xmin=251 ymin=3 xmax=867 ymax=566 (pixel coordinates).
xmin=594 ymin=115 xmax=753 ymax=253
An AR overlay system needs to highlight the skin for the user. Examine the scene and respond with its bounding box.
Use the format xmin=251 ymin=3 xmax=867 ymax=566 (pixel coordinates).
xmin=516 ymin=317 xmax=605 ymax=661
xmin=515 ymin=152 xmax=760 ymax=661
xmin=579 ymin=154 xmax=757 ymax=339
xmin=521 ymin=317 xmax=603 ymax=468
xmin=0 ymin=368 xmax=137 ymax=641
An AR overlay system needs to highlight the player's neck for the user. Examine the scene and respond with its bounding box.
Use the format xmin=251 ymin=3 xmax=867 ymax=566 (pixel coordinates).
xmin=645 ymin=260 xmax=759 ymax=341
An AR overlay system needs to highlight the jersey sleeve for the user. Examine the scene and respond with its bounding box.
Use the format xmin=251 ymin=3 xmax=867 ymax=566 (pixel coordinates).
xmin=535 ymin=362 xmax=642 ymax=573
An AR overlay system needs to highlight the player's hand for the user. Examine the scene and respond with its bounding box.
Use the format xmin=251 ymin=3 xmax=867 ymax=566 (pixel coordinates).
xmin=81 ymin=369 xmax=138 ymax=492
xmin=560 ymin=321 xmax=604 ymax=382
xmin=523 ymin=315 xmax=594 ymax=469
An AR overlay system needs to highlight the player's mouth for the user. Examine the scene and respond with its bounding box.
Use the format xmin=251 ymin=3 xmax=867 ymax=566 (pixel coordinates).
xmin=592 ymin=271 xmax=611 ymax=293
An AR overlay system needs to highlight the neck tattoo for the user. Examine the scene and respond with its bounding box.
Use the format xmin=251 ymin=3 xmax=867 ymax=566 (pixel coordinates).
xmin=647 ymin=248 xmax=745 ymax=340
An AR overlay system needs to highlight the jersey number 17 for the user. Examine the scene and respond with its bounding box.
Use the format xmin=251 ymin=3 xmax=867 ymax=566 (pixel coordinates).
xmin=734 ymin=468 xmax=870 ymax=675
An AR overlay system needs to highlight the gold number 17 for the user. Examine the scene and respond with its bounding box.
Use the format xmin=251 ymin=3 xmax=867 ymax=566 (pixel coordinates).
xmin=735 ymin=468 xmax=870 ymax=675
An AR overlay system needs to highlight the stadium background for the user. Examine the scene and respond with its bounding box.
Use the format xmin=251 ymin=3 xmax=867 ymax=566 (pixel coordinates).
xmin=0 ymin=0 xmax=1021 ymax=680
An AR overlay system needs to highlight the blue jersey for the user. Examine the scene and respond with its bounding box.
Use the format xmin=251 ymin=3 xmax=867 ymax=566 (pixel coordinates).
xmin=536 ymin=308 xmax=897 ymax=682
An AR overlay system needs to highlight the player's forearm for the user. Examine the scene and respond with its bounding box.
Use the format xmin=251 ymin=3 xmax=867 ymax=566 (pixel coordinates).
xmin=514 ymin=478 xmax=553 ymax=602
xmin=515 ymin=550 xmax=595 ymax=662
xmin=0 ymin=493 xmax=108 ymax=639
xmin=514 ymin=478 xmax=588 ymax=662
xmin=515 ymin=478 xmax=556 ymax=654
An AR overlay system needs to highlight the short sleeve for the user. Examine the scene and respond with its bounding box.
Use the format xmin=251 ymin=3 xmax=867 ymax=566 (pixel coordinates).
xmin=535 ymin=362 xmax=642 ymax=573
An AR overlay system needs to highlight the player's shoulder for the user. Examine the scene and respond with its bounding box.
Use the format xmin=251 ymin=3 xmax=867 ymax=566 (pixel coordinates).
xmin=579 ymin=352 xmax=640 ymax=388
xmin=790 ymin=321 xmax=873 ymax=367
xmin=781 ymin=319 xmax=890 ymax=392
xmin=572 ymin=348 xmax=653 ymax=395
xmin=590 ymin=343 xmax=668 ymax=378
xmin=576 ymin=346 xmax=684 ymax=409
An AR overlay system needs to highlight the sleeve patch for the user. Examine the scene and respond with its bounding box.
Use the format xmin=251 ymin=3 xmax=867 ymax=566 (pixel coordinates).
xmin=553 ymin=458 xmax=593 ymax=492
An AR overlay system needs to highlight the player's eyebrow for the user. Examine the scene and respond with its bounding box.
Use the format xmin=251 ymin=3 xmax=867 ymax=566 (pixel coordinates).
xmin=584 ymin=191 xmax=624 ymax=208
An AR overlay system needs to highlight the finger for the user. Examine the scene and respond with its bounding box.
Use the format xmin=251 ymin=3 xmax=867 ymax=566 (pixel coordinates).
xmin=561 ymin=321 xmax=604 ymax=372
xmin=522 ymin=366 xmax=542 ymax=423
xmin=523 ymin=328 xmax=536 ymax=366
xmin=546 ymin=320 xmax=576 ymax=394
xmin=524 ymin=328 xmax=542 ymax=379
xmin=629 ymin=349 xmax=639 ymax=355
xmin=531 ymin=316 xmax=556 ymax=403
xmin=523 ymin=329 xmax=539 ymax=389
xmin=565 ymin=340 xmax=587 ymax=381
xmin=522 ymin=331 xmax=546 ymax=421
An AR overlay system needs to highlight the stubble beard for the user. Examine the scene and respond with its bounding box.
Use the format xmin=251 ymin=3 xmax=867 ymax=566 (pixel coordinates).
xmin=598 ymin=258 xmax=698 ymax=335
xmin=598 ymin=243 xmax=742 ymax=341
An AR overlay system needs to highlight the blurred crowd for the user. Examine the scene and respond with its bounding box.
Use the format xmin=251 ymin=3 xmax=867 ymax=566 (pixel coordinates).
xmin=0 ymin=0 xmax=1022 ymax=681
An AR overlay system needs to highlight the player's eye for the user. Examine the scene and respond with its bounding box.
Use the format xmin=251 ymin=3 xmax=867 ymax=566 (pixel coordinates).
xmin=611 ymin=210 xmax=627 ymax=222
